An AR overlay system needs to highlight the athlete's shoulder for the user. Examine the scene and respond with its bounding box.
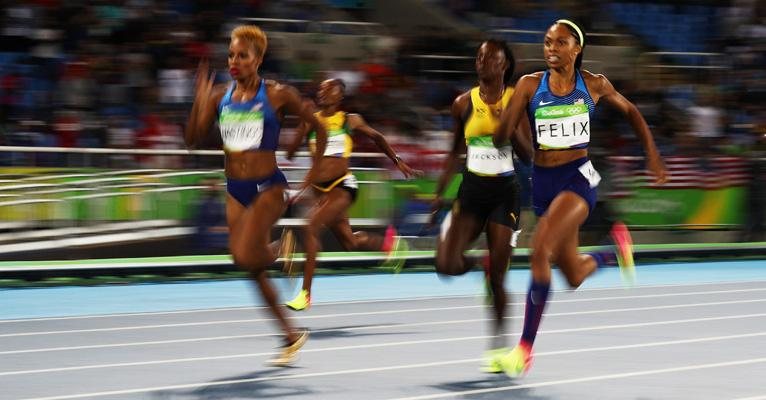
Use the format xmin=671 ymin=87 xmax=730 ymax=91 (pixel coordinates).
xmin=513 ymin=72 xmax=543 ymax=97
xmin=452 ymin=89 xmax=472 ymax=110
xmin=517 ymin=72 xmax=543 ymax=86
xmin=267 ymin=79 xmax=296 ymax=94
xmin=580 ymin=69 xmax=612 ymax=95
xmin=212 ymin=83 xmax=229 ymax=100
xmin=580 ymin=69 xmax=607 ymax=82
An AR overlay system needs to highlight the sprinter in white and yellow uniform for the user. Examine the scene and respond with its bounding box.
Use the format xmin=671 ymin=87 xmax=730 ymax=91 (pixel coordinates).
xmin=284 ymin=78 xmax=420 ymax=311
xmin=493 ymin=19 xmax=667 ymax=378
xmin=432 ymin=39 xmax=532 ymax=374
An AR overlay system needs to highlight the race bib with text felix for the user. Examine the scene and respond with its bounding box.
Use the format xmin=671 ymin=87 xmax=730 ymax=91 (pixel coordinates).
xmin=534 ymin=103 xmax=590 ymax=150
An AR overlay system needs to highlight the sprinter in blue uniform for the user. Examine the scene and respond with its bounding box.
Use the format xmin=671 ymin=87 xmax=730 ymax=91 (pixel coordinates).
xmin=185 ymin=25 xmax=327 ymax=367
xmin=493 ymin=19 xmax=667 ymax=377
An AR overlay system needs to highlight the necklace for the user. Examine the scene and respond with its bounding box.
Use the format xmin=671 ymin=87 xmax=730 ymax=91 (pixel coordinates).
xmin=479 ymin=85 xmax=505 ymax=105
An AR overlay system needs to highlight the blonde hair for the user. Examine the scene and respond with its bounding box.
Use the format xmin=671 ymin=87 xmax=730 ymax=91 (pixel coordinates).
xmin=231 ymin=25 xmax=268 ymax=58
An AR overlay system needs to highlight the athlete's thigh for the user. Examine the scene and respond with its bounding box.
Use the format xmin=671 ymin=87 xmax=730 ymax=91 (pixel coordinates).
xmin=233 ymin=185 xmax=287 ymax=248
xmin=440 ymin=205 xmax=486 ymax=257
xmin=310 ymin=188 xmax=352 ymax=227
xmin=533 ymin=191 xmax=589 ymax=254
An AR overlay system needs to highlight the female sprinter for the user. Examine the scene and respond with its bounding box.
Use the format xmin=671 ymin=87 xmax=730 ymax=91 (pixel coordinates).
xmin=493 ymin=19 xmax=667 ymax=377
xmin=185 ymin=25 xmax=327 ymax=366
xmin=432 ymin=39 xmax=532 ymax=373
xmin=283 ymin=78 xmax=420 ymax=311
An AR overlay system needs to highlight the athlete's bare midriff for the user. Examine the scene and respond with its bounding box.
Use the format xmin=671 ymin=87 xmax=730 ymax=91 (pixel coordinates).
xmin=534 ymin=148 xmax=588 ymax=167
xmin=315 ymin=156 xmax=349 ymax=182
xmin=224 ymin=151 xmax=278 ymax=179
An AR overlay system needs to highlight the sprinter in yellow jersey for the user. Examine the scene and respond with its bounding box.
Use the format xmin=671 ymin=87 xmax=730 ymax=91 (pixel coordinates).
xmin=284 ymin=78 xmax=421 ymax=311
xmin=432 ymin=39 xmax=532 ymax=373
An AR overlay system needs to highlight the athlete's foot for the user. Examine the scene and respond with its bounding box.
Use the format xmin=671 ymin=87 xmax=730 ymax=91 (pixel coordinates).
xmin=279 ymin=229 xmax=297 ymax=277
xmin=267 ymin=327 xmax=309 ymax=366
xmin=385 ymin=237 xmax=409 ymax=273
xmin=286 ymin=289 xmax=311 ymax=311
xmin=500 ymin=342 xmax=533 ymax=378
xmin=610 ymin=221 xmax=636 ymax=285
xmin=481 ymin=346 xmax=509 ymax=373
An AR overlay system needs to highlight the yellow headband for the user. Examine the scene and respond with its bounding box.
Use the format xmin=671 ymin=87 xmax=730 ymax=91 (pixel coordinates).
xmin=556 ymin=19 xmax=584 ymax=47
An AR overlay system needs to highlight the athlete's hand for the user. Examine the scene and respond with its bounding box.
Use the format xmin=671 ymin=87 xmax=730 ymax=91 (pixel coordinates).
xmin=194 ymin=60 xmax=216 ymax=108
xmin=396 ymin=159 xmax=423 ymax=179
xmin=647 ymin=155 xmax=668 ymax=185
xmin=428 ymin=196 xmax=444 ymax=227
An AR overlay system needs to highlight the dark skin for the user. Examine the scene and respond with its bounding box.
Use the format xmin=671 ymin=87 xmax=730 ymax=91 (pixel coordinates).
xmin=432 ymin=41 xmax=531 ymax=339
xmin=185 ymin=35 xmax=327 ymax=343
xmin=286 ymin=78 xmax=422 ymax=297
xmin=494 ymin=23 xmax=667 ymax=287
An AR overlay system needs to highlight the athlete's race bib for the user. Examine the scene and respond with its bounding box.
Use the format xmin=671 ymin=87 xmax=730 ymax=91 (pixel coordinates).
xmin=309 ymin=130 xmax=351 ymax=157
xmin=220 ymin=110 xmax=264 ymax=151
xmin=466 ymin=136 xmax=514 ymax=176
xmin=311 ymin=129 xmax=350 ymax=157
xmin=534 ymin=104 xmax=590 ymax=150
xmin=577 ymin=160 xmax=601 ymax=188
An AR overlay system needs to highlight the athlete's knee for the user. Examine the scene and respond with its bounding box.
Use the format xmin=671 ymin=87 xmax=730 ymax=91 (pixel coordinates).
xmin=435 ymin=252 xmax=467 ymax=276
xmin=231 ymin=244 xmax=273 ymax=271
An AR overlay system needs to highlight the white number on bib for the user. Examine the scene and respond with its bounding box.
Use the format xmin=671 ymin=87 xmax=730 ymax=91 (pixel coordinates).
xmin=577 ymin=160 xmax=601 ymax=188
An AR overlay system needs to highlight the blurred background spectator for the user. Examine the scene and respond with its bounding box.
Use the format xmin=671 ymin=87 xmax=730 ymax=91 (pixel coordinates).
xmin=0 ymin=0 xmax=763 ymax=257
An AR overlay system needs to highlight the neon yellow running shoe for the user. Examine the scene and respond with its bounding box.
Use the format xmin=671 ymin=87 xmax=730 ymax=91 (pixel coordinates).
xmin=267 ymin=327 xmax=309 ymax=366
xmin=480 ymin=347 xmax=509 ymax=373
xmin=285 ymin=289 xmax=311 ymax=311
xmin=610 ymin=221 xmax=636 ymax=285
xmin=383 ymin=237 xmax=408 ymax=274
xmin=500 ymin=343 xmax=533 ymax=378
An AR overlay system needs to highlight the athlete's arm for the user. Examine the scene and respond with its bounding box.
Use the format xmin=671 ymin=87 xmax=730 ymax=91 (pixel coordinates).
xmin=495 ymin=74 xmax=535 ymax=149
xmin=512 ymin=108 xmax=533 ymax=165
xmin=185 ymin=60 xmax=224 ymax=148
xmin=347 ymin=113 xmax=422 ymax=178
xmin=286 ymin=99 xmax=316 ymax=161
xmin=431 ymin=93 xmax=468 ymax=221
xmin=280 ymin=85 xmax=327 ymax=186
xmin=595 ymin=74 xmax=667 ymax=184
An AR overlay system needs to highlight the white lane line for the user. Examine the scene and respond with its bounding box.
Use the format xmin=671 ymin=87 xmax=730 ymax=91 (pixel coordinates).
xmin=386 ymin=357 xmax=766 ymax=400
xmin=3 ymin=310 xmax=766 ymax=356
xmin=3 ymin=297 xmax=766 ymax=338
xmin=14 ymin=332 xmax=766 ymax=400
xmin=3 ymin=312 xmax=766 ymax=376
xmin=3 ymin=279 xmax=765 ymax=324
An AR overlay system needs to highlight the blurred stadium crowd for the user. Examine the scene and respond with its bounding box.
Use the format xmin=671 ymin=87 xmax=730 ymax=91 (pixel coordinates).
xmin=0 ymin=0 xmax=764 ymax=240
xmin=0 ymin=1 xmax=764 ymax=160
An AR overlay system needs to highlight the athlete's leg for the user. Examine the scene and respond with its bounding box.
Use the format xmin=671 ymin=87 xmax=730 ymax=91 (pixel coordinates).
xmin=227 ymin=187 xmax=300 ymax=344
xmin=485 ymin=221 xmax=512 ymax=342
xmin=523 ymin=191 xmax=589 ymax=343
xmin=502 ymin=192 xmax=589 ymax=377
xmin=434 ymin=206 xmax=486 ymax=276
xmin=554 ymin=225 xmax=598 ymax=289
xmin=301 ymin=188 xmax=352 ymax=296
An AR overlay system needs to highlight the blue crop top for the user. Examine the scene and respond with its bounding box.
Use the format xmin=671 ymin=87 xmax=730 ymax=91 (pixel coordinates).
xmin=528 ymin=70 xmax=595 ymax=151
xmin=217 ymin=79 xmax=281 ymax=152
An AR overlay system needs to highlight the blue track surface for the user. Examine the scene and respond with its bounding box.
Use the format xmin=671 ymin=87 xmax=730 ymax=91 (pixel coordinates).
xmin=2 ymin=260 xmax=766 ymax=320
